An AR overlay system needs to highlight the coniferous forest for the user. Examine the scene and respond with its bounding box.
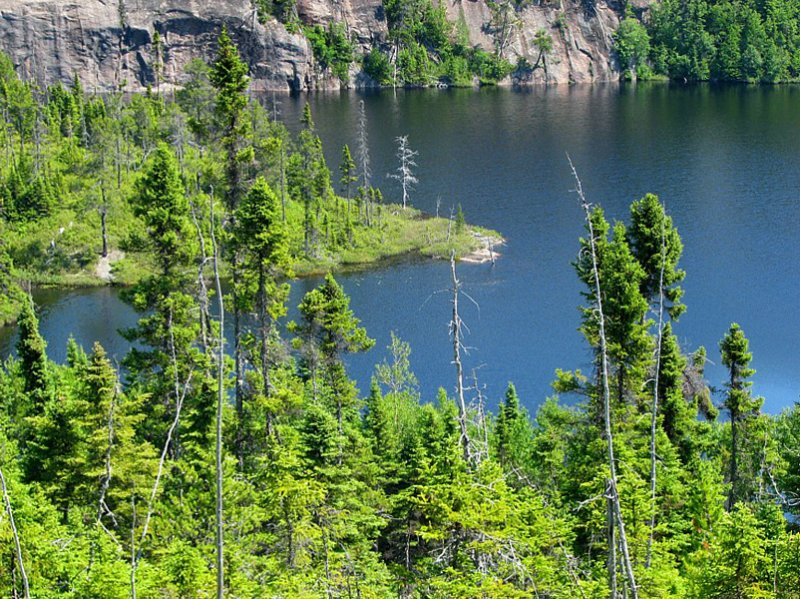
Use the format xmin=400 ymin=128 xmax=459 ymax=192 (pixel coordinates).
xmin=1 ymin=27 xmax=800 ymax=599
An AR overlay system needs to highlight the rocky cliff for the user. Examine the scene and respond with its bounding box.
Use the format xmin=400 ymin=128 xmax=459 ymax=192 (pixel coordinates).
xmin=0 ymin=0 xmax=621 ymax=91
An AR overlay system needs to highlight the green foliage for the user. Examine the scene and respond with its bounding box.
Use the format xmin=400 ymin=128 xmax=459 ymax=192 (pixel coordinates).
xmin=255 ymin=0 xmax=298 ymax=25
xmin=455 ymin=203 xmax=465 ymax=233
xmin=614 ymin=17 xmax=651 ymax=77
xmin=363 ymin=48 xmax=394 ymax=85
xmin=382 ymin=0 xmax=513 ymax=86
xmin=1 ymin=36 xmax=798 ymax=598
xmin=646 ymin=0 xmax=800 ymax=82
xmin=211 ymin=26 xmax=250 ymax=211
xmin=132 ymin=142 xmax=192 ymax=275
xmin=305 ymin=23 xmax=354 ymax=83
xmin=720 ymin=323 xmax=768 ymax=506
xmin=628 ymin=192 xmax=686 ymax=319
xmin=15 ymin=297 xmax=50 ymax=409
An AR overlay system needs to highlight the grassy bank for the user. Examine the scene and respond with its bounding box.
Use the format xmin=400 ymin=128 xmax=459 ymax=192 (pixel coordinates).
xmin=0 ymin=203 xmax=502 ymax=326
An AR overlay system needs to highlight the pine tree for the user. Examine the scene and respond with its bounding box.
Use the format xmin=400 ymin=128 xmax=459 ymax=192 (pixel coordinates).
xmin=339 ymin=144 xmax=357 ymax=213
xmin=15 ymin=296 xmax=49 ymax=407
xmin=628 ymin=193 xmax=686 ymax=319
xmin=210 ymin=26 xmax=250 ymax=212
xmin=235 ymin=177 xmax=290 ymax=437
xmin=720 ymin=323 xmax=763 ymax=508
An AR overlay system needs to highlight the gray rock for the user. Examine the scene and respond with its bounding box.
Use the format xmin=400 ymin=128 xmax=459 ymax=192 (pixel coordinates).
xmin=0 ymin=0 xmax=624 ymax=90
xmin=0 ymin=0 xmax=314 ymax=91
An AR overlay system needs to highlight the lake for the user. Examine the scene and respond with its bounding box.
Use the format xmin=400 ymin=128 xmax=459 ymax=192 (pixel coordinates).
xmin=1 ymin=83 xmax=798 ymax=413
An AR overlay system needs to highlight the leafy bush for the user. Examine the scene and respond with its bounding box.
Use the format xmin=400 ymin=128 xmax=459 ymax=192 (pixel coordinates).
xmin=305 ymin=24 xmax=354 ymax=83
xmin=363 ymin=48 xmax=394 ymax=85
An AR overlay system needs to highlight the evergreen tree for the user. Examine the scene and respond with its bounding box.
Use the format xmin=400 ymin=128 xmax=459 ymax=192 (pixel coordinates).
xmin=293 ymin=274 xmax=374 ymax=428
xmin=131 ymin=142 xmax=192 ymax=276
xmin=210 ymin=26 xmax=250 ymax=212
xmin=577 ymin=211 xmax=652 ymax=408
xmin=235 ymin=177 xmax=290 ymax=438
xmin=628 ymin=193 xmax=686 ymax=319
xmin=720 ymin=323 xmax=763 ymax=507
xmin=494 ymin=382 xmax=530 ymax=470
xmin=15 ymin=297 xmax=49 ymax=412
xmin=656 ymin=323 xmax=698 ymax=462
xmin=339 ymin=143 xmax=357 ymax=212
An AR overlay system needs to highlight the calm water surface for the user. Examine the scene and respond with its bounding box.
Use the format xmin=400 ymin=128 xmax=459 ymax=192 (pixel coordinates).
xmin=1 ymin=84 xmax=798 ymax=412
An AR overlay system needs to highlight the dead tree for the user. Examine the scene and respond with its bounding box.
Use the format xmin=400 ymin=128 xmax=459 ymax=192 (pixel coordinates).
xmin=568 ymin=155 xmax=639 ymax=599
xmin=646 ymin=204 xmax=668 ymax=569
xmin=189 ymin=196 xmax=213 ymax=356
xmin=97 ymin=380 xmax=120 ymax=531
xmin=388 ymin=135 xmax=418 ymax=209
xmin=450 ymin=253 xmax=472 ymax=464
xmin=130 ymin=308 xmax=192 ymax=599
xmin=211 ymin=194 xmax=226 ymax=599
xmin=357 ymin=100 xmax=372 ymax=221
xmin=0 ymin=465 xmax=30 ymax=599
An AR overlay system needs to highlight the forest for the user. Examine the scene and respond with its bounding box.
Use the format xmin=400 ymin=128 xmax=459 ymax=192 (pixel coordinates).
xmin=0 ymin=28 xmax=800 ymax=599
xmin=615 ymin=0 xmax=800 ymax=82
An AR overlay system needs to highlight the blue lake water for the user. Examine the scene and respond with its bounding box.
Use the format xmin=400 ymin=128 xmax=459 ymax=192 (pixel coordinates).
xmin=1 ymin=84 xmax=798 ymax=413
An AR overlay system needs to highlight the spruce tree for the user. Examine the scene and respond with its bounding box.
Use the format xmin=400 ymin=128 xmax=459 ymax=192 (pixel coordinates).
xmin=235 ymin=177 xmax=290 ymax=437
xmin=339 ymin=144 xmax=357 ymax=212
xmin=132 ymin=142 xmax=191 ymax=277
xmin=294 ymin=274 xmax=374 ymax=428
xmin=720 ymin=323 xmax=763 ymax=507
xmin=15 ymin=297 xmax=49 ymax=410
xmin=628 ymin=193 xmax=686 ymax=319
xmin=210 ymin=26 xmax=250 ymax=212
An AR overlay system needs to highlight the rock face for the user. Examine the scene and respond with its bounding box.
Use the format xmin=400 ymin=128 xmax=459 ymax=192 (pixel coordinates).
xmin=0 ymin=0 xmax=314 ymax=91
xmin=0 ymin=0 xmax=620 ymax=91
xmin=442 ymin=0 xmax=622 ymax=84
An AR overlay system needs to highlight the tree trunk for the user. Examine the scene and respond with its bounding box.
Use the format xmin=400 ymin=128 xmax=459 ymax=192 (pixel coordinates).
xmin=646 ymin=211 xmax=667 ymax=568
xmin=450 ymin=254 xmax=471 ymax=464
xmin=211 ymin=197 xmax=226 ymax=599
xmin=569 ymin=156 xmax=639 ymax=599
xmin=0 ymin=465 xmax=30 ymax=599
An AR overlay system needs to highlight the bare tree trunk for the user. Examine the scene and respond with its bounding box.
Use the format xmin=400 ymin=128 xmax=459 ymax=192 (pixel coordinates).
xmin=568 ymin=155 xmax=638 ymax=599
xmin=210 ymin=196 xmax=226 ymax=599
xmin=258 ymin=266 xmax=273 ymax=437
xmin=100 ymin=187 xmax=109 ymax=258
xmin=607 ymin=483 xmax=617 ymax=598
xmin=473 ymin=370 xmax=489 ymax=461
xmin=131 ymin=309 xmax=192 ymax=594
xmin=130 ymin=488 xmax=136 ymax=599
xmin=646 ymin=208 xmax=667 ymax=569
xmin=233 ymin=251 xmax=245 ymax=467
xmin=189 ymin=199 xmax=211 ymax=356
xmin=450 ymin=253 xmax=471 ymax=464
xmin=0 ymin=466 xmax=30 ymax=599
xmin=97 ymin=384 xmax=118 ymax=528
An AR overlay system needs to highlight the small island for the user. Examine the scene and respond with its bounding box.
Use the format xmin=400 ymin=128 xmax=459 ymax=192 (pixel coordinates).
xmin=0 ymin=40 xmax=502 ymax=327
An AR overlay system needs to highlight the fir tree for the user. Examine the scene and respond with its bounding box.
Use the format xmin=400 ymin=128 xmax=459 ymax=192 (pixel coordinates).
xmin=720 ymin=323 xmax=763 ymax=508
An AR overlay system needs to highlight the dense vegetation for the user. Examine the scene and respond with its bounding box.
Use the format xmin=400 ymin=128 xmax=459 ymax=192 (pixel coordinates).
xmin=1 ymin=28 xmax=800 ymax=599
xmin=616 ymin=0 xmax=800 ymax=82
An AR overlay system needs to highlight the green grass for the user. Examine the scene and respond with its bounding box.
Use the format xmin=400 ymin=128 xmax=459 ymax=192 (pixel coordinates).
xmin=5 ymin=203 xmax=499 ymax=286
xmin=292 ymin=204 xmax=501 ymax=276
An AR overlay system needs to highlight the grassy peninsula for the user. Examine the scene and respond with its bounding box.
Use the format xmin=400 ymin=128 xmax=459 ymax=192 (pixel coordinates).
xmin=0 ymin=44 xmax=500 ymax=326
